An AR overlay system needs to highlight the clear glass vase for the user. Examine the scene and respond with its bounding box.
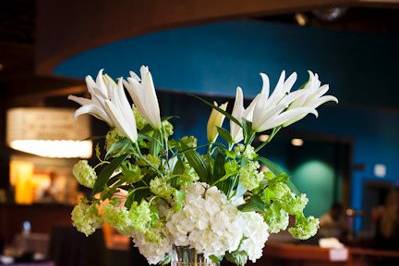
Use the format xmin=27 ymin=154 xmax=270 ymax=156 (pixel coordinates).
xmin=171 ymin=246 xmax=216 ymax=266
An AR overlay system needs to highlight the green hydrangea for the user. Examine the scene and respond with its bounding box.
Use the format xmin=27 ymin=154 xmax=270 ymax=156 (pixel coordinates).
xmin=134 ymin=106 xmax=147 ymax=130
xmin=162 ymin=120 xmax=174 ymax=137
xmin=263 ymin=202 xmax=289 ymax=233
xmin=150 ymin=177 xmax=175 ymax=200
xmin=180 ymin=136 xmax=197 ymax=148
xmin=72 ymin=160 xmax=97 ymax=188
xmin=103 ymin=203 xmax=134 ymax=235
xmin=289 ymin=215 xmax=319 ymax=240
xmin=129 ymin=200 xmax=153 ymax=233
xmin=105 ymin=129 xmax=124 ymax=151
xmin=239 ymin=161 xmax=264 ymax=191
xmin=71 ymin=199 xmax=102 ymax=236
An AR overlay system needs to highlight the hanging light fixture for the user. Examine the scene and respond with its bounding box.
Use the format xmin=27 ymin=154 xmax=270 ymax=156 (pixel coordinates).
xmin=6 ymin=108 xmax=92 ymax=158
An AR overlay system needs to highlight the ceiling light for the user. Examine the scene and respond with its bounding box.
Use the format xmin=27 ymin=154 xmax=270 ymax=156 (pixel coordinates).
xmin=291 ymin=138 xmax=304 ymax=147
xmin=7 ymin=108 xmax=92 ymax=158
xmin=259 ymin=134 xmax=270 ymax=142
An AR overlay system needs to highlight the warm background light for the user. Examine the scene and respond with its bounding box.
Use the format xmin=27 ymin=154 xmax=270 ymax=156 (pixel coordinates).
xmin=7 ymin=108 xmax=92 ymax=158
xmin=291 ymin=138 xmax=304 ymax=147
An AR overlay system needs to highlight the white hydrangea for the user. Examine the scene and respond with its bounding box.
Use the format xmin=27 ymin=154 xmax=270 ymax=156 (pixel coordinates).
xmin=166 ymin=183 xmax=242 ymax=257
xmin=237 ymin=211 xmax=269 ymax=262
xmin=132 ymin=231 xmax=172 ymax=265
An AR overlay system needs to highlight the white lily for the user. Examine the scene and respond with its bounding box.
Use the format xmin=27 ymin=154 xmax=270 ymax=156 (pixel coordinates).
xmin=230 ymin=87 xmax=260 ymax=143
xmin=252 ymin=71 xmax=318 ymax=132
xmin=282 ymin=71 xmax=338 ymax=127
xmin=68 ymin=69 xmax=114 ymax=126
xmin=68 ymin=70 xmax=138 ymax=142
xmin=123 ymin=66 xmax=162 ymax=129
xmin=207 ymin=101 xmax=228 ymax=143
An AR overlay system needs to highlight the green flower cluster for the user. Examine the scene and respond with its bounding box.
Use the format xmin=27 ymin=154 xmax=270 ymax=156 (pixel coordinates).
xmin=103 ymin=199 xmax=159 ymax=239
xmin=103 ymin=203 xmax=135 ymax=235
xmin=288 ymin=215 xmax=319 ymax=240
xmin=162 ymin=120 xmax=174 ymax=137
xmin=134 ymin=106 xmax=147 ymax=130
xmin=180 ymin=136 xmax=197 ymax=148
xmin=71 ymin=199 xmax=102 ymax=236
xmin=239 ymin=161 xmax=264 ymax=191
xmin=105 ymin=129 xmax=124 ymax=152
xmin=258 ymin=172 xmax=316 ymax=237
xmin=72 ymin=160 xmax=97 ymax=188
xmin=150 ymin=176 xmax=175 ymax=200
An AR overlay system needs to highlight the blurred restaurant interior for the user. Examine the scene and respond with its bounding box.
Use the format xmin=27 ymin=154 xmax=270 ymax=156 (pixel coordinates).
xmin=1 ymin=0 xmax=399 ymax=265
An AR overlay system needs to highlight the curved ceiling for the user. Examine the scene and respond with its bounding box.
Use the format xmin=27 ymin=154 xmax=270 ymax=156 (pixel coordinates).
xmin=36 ymin=0 xmax=360 ymax=74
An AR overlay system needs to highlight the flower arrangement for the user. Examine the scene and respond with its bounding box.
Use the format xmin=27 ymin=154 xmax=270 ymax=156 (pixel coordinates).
xmin=69 ymin=66 xmax=337 ymax=265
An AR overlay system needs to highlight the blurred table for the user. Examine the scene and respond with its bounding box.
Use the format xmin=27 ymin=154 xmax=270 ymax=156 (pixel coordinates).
xmin=14 ymin=233 xmax=50 ymax=256
xmin=260 ymin=242 xmax=399 ymax=266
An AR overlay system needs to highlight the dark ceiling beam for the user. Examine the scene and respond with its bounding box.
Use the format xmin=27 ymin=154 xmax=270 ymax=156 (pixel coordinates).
xmin=36 ymin=0 xmax=355 ymax=75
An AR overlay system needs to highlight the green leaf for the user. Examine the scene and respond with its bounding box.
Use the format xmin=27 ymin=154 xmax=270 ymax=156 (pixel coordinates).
xmin=149 ymin=130 xmax=161 ymax=156
xmin=238 ymin=195 xmax=266 ymax=212
xmin=181 ymin=143 xmax=209 ymax=182
xmin=216 ymin=126 xmax=233 ymax=144
xmin=225 ymin=250 xmax=248 ymax=266
xmin=191 ymin=94 xmax=241 ymax=127
xmin=106 ymin=138 xmax=132 ymax=159
xmin=242 ymin=119 xmax=254 ymax=144
xmin=258 ymin=156 xmax=286 ymax=176
xmin=93 ymin=154 xmax=128 ymax=194
xmin=124 ymin=186 xmax=150 ymax=209
xmin=172 ymin=158 xmax=185 ymax=175
xmin=209 ymin=255 xmax=222 ymax=265
xmin=213 ymin=150 xmax=226 ymax=181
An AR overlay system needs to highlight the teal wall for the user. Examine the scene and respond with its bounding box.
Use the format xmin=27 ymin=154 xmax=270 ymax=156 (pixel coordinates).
xmin=293 ymin=160 xmax=335 ymax=217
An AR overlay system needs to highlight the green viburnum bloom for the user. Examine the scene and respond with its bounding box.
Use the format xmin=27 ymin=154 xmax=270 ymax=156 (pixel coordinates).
xmin=72 ymin=160 xmax=97 ymax=188
xmin=129 ymin=200 xmax=154 ymax=233
xmin=234 ymin=144 xmax=257 ymax=160
xmin=150 ymin=177 xmax=175 ymax=200
xmin=134 ymin=106 xmax=147 ymax=130
xmin=162 ymin=120 xmax=174 ymax=137
xmin=175 ymin=164 xmax=199 ymax=188
xmin=285 ymin=193 xmax=308 ymax=215
xmin=239 ymin=161 xmax=264 ymax=191
xmin=224 ymin=160 xmax=239 ymax=175
xmin=263 ymin=202 xmax=289 ymax=233
xmin=103 ymin=203 xmax=135 ymax=235
xmin=180 ymin=136 xmax=197 ymax=148
xmin=71 ymin=199 xmax=102 ymax=236
xmin=289 ymin=215 xmax=319 ymax=240
xmin=138 ymin=154 xmax=161 ymax=169
xmin=105 ymin=129 xmax=124 ymax=151
xmin=261 ymin=182 xmax=291 ymax=204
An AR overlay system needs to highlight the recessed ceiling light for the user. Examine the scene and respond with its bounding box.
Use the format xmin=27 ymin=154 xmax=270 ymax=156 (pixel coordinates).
xmin=291 ymin=138 xmax=304 ymax=147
